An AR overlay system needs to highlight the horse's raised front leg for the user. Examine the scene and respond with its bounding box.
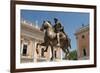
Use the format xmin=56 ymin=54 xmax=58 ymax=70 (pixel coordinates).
xmin=44 ymin=46 xmax=48 ymax=52
xmin=36 ymin=43 xmax=39 ymax=54
xmin=36 ymin=42 xmax=46 ymax=54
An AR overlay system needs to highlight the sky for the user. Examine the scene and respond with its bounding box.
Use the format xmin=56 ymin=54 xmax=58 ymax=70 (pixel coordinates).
xmin=21 ymin=10 xmax=89 ymax=50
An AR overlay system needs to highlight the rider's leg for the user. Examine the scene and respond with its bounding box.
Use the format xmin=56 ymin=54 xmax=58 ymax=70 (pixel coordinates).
xmin=57 ymin=33 xmax=60 ymax=46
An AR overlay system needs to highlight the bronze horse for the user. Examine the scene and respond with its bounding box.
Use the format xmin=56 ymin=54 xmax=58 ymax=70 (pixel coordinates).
xmin=36 ymin=21 xmax=71 ymax=60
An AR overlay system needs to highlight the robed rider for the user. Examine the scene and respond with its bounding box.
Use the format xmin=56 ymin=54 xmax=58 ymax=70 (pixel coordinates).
xmin=53 ymin=18 xmax=66 ymax=46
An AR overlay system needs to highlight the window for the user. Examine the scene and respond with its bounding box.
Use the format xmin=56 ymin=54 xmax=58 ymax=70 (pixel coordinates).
xmin=82 ymin=35 xmax=85 ymax=39
xmin=83 ymin=48 xmax=86 ymax=56
xmin=22 ymin=44 xmax=27 ymax=56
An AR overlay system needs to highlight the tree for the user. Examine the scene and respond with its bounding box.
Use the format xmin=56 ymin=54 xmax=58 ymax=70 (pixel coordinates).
xmin=69 ymin=50 xmax=77 ymax=60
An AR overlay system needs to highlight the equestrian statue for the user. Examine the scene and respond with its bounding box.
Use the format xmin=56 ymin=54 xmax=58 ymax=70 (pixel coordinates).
xmin=36 ymin=18 xmax=71 ymax=61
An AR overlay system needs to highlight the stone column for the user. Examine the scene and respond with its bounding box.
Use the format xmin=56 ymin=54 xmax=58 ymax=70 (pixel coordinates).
xmin=46 ymin=46 xmax=51 ymax=61
xmin=27 ymin=39 xmax=34 ymax=59
xmin=33 ymin=40 xmax=38 ymax=62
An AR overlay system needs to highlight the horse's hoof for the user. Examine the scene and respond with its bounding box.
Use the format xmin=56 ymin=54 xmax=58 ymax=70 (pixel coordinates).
xmin=44 ymin=49 xmax=47 ymax=52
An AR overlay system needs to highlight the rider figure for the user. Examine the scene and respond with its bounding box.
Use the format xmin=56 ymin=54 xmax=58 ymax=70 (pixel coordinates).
xmin=54 ymin=18 xmax=64 ymax=46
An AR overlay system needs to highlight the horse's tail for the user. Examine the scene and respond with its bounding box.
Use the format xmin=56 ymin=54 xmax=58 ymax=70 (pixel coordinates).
xmin=67 ymin=37 xmax=71 ymax=49
xmin=64 ymin=34 xmax=71 ymax=49
xmin=36 ymin=43 xmax=39 ymax=54
xmin=60 ymin=32 xmax=71 ymax=49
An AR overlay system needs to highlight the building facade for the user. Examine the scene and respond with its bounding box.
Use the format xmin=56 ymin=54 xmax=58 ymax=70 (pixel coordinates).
xmin=75 ymin=25 xmax=89 ymax=60
xmin=21 ymin=20 xmax=62 ymax=63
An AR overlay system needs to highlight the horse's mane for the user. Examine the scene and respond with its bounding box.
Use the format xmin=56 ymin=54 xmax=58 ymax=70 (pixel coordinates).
xmin=47 ymin=20 xmax=52 ymax=25
xmin=44 ymin=20 xmax=53 ymax=28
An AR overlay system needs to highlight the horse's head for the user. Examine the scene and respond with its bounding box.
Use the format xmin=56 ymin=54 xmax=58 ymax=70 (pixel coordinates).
xmin=40 ymin=20 xmax=52 ymax=31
